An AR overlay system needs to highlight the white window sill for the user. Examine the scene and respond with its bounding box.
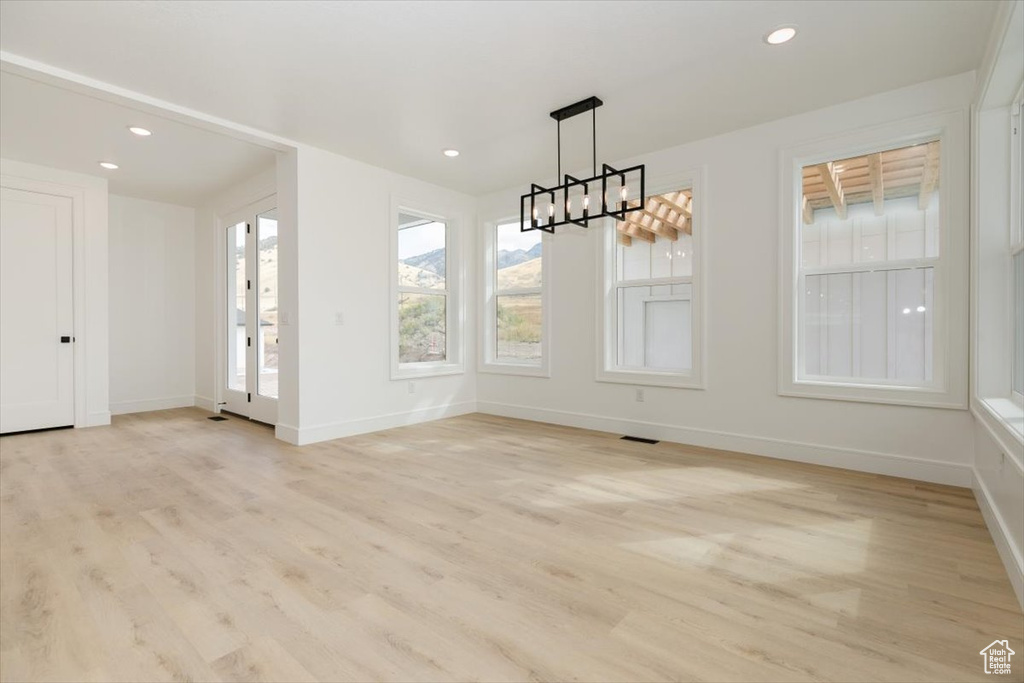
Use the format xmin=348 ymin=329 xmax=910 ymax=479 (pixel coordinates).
xmin=597 ymin=368 xmax=704 ymax=390
xmin=779 ymin=378 xmax=966 ymax=410
xmin=391 ymin=363 xmax=464 ymax=381
xmin=479 ymin=361 xmax=549 ymax=378
xmin=980 ymin=397 xmax=1024 ymax=441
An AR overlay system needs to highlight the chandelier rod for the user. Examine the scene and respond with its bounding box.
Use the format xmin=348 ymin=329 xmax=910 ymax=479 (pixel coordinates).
xmin=557 ymin=119 xmax=561 ymax=182
xmin=550 ymin=96 xmax=603 ymax=183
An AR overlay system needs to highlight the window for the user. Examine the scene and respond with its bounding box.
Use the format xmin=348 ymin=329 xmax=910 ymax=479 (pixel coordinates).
xmin=801 ymin=141 xmax=940 ymax=386
xmin=391 ymin=205 xmax=462 ymax=378
xmin=481 ymin=220 xmax=548 ymax=375
xmin=780 ymin=113 xmax=969 ymax=408
xmin=598 ymin=171 xmax=705 ymax=388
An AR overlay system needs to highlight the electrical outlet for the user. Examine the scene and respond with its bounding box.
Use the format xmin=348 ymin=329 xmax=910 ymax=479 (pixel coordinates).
xmin=408 ymin=381 xmax=416 ymax=395
xmin=334 ymin=312 xmax=344 ymax=326
xmin=635 ymin=388 xmax=645 ymax=402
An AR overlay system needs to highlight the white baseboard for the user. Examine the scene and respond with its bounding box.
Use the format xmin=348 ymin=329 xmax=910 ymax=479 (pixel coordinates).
xmin=83 ymin=410 xmax=111 ymax=428
xmin=275 ymin=422 xmax=300 ymax=445
xmin=110 ymin=395 xmax=195 ymax=416
xmin=286 ymin=401 xmax=477 ymax=446
xmin=973 ymin=470 xmax=1024 ymax=610
xmin=476 ymin=401 xmax=973 ymax=487
xmin=194 ymin=395 xmax=217 ymax=412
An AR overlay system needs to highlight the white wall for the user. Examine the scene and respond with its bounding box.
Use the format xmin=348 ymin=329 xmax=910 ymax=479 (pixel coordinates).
xmin=476 ymin=72 xmax=977 ymax=487
xmin=192 ymin=150 xmax=478 ymax=446
xmin=974 ymin=413 xmax=1024 ymax=606
xmin=108 ymin=194 xmax=195 ymax=414
xmin=279 ymin=145 xmax=478 ymax=444
xmin=970 ymin=0 xmax=1024 ymax=608
xmin=0 ymin=158 xmax=109 ymax=427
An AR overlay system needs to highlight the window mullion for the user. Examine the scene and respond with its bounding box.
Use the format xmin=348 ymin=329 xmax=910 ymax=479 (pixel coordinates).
xmin=496 ymin=287 xmax=542 ymax=297
xmin=800 ymin=257 xmax=940 ymax=277
xmin=614 ymin=276 xmax=692 ymax=289
xmin=399 ymin=286 xmax=448 ymax=297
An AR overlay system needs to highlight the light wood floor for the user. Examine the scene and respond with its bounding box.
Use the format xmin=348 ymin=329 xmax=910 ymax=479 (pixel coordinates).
xmin=1 ymin=409 xmax=1021 ymax=682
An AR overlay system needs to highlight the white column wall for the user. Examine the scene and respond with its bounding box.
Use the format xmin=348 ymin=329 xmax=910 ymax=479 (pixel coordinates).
xmin=108 ymin=194 xmax=195 ymax=414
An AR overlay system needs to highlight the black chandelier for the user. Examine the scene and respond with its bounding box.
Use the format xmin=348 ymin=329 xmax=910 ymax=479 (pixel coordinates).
xmin=521 ymin=96 xmax=646 ymax=234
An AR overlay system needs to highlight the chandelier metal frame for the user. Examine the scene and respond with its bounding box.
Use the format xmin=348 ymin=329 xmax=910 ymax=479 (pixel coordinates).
xmin=520 ymin=96 xmax=646 ymax=234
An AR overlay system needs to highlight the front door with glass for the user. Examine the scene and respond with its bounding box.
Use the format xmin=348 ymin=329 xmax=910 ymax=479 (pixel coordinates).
xmin=222 ymin=196 xmax=279 ymax=424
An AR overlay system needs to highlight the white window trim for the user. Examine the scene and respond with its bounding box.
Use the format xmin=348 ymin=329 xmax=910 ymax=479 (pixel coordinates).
xmin=779 ymin=110 xmax=969 ymax=409
xmin=217 ymin=193 xmax=279 ymax=423
xmin=389 ymin=197 xmax=464 ymax=380
xmin=1009 ymin=85 xmax=1024 ymax=409
xmin=479 ymin=218 xmax=551 ymax=377
xmin=596 ymin=167 xmax=707 ymax=389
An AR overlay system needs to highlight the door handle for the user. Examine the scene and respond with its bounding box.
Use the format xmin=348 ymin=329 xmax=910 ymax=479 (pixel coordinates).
xmin=60 ymin=336 xmax=71 ymax=343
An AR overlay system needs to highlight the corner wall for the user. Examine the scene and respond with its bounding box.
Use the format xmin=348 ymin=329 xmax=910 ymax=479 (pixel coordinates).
xmin=476 ymin=72 xmax=977 ymax=487
xmin=969 ymin=0 xmax=1024 ymax=608
xmin=279 ymin=145 xmax=478 ymax=444
xmin=108 ymin=194 xmax=196 ymax=414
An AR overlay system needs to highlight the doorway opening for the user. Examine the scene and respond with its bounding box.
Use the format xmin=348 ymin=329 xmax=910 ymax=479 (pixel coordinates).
xmin=222 ymin=196 xmax=279 ymax=425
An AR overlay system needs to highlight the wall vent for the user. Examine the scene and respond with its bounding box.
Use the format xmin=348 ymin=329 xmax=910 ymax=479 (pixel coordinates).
xmin=621 ymin=435 xmax=659 ymax=444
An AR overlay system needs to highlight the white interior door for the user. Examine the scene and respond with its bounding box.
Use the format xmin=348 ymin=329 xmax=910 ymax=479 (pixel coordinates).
xmin=222 ymin=196 xmax=278 ymax=425
xmin=0 ymin=187 xmax=74 ymax=433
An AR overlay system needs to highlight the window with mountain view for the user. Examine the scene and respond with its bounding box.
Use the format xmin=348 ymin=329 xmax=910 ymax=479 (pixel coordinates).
xmin=482 ymin=220 xmax=546 ymax=374
xmin=495 ymin=222 xmax=542 ymax=361
xmin=397 ymin=213 xmax=448 ymax=364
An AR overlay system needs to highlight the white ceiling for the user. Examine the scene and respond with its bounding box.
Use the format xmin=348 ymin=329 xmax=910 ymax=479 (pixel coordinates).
xmin=0 ymin=0 xmax=1000 ymax=196
xmin=0 ymin=71 xmax=276 ymax=205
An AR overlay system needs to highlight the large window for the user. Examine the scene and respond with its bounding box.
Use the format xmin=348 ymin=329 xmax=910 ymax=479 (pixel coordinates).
xmin=481 ymin=220 xmax=548 ymax=375
xmin=599 ymin=172 xmax=705 ymax=388
xmin=391 ymin=206 xmax=462 ymax=378
xmin=800 ymin=141 xmax=940 ymax=386
xmin=780 ymin=114 xmax=968 ymax=408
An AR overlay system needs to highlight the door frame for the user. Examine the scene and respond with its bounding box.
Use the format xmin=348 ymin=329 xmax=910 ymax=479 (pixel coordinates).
xmin=0 ymin=173 xmax=90 ymax=428
xmin=216 ymin=192 xmax=278 ymax=424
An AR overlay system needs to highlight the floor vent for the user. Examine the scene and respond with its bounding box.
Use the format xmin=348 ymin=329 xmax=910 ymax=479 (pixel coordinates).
xmin=621 ymin=435 xmax=659 ymax=444
xmin=207 ymin=416 xmax=228 ymax=422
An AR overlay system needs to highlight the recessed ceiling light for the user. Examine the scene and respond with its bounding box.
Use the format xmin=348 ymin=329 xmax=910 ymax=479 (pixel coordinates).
xmin=99 ymin=161 xmax=119 ymax=170
xmin=128 ymin=126 xmax=152 ymax=136
xmin=765 ymin=26 xmax=797 ymax=45
xmin=442 ymin=149 xmax=460 ymax=158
